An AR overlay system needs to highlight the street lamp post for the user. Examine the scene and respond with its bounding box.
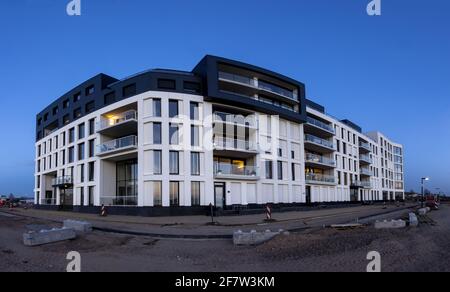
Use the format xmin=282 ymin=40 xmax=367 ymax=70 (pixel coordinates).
xmin=421 ymin=177 xmax=430 ymax=208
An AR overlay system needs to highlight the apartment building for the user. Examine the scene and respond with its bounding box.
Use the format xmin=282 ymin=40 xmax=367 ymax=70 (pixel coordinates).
xmin=34 ymin=55 xmax=404 ymax=216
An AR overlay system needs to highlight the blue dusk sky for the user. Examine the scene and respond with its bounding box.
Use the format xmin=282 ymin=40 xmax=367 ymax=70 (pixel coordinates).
xmin=0 ymin=0 xmax=449 ymax=196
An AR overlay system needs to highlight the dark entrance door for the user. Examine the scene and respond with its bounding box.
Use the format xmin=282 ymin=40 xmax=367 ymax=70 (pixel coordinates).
xmin=350 ymin=188 xmax=359 ymax=202
xmin=214 ymin=183 xmax=226 ymax=209
xmin=305 ymin=186 xmax=312 ymax=204
xmin=60 ymin=188 xmax=74 ymax=210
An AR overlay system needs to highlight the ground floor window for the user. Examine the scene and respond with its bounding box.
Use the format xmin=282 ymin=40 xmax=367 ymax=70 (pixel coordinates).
xmin=170 ymin=181 xmax=180 ymax=206
xmin=191 ymin=181 xmax=201 ymax=206
xmin=116 ymin=159 xmax=138 ymax=206
xmin=153 ymin=181 xmax=162 ymax=206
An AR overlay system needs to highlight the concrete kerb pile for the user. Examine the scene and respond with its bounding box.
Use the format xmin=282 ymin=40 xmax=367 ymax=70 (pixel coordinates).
xmin=418 ymin=207 xmax=431 ymax=216
xmin=233 ymin=229 xmax=289 ymax=246
xmin=374 ymin=220 xmax=407 ymax=229
xmin=63 ymin=220 xmax=93 ymax=233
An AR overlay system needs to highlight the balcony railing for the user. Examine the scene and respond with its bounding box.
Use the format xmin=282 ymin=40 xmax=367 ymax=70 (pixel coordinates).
xmin=304 ymin=134 xmax=335 ymax=150
xmin=219 ymin=71 xmax=256 ymax=87
xmin=258 ymin=80 xmax=297 ymax=101
xmin=100 ymin=196 xmax=138 ymax=207
xmin=52 ymin=176 xmax=73 ymax=187
xmin=40 ymin=198 xmax=56 ymax=205
xmin=213 ymin=137 xmax=257 ymax=152
xmin=360 ymin=168 xmax=372 ymax=176
xmin=98 ymin=110 xmax=137 ymax=131
xmin=359 ymin=141 xmax=371 ymax=152
xmin=305 ymin=153 xmax=336 ymax=167
xmin=305 ymin=173 xmax=336 ymax=184
xmin=359 ymin=154 xmax=372 ymax=164
xmin=213 ymin=111 xmax=256 ymax=128
xmin=97 ymin=135 xmax=138 ymax=155
xmin=306 ymin=117 xmax=335 ymax=134
xmin=352 ymin=181 xmax=372 ymax=188
xmin=214 ymin=163 xmax=258 ymax=177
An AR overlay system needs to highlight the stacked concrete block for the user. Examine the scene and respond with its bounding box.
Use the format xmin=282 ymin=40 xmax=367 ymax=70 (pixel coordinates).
xmin=23 ymin=228 xmax=76 ymax=247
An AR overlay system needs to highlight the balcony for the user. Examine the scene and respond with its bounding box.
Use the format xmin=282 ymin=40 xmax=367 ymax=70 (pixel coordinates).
xmin=305 ymin=173 xmax=336 ymax=185
xmin=352 ymin=181 xmax=372 ymax=189
xmin=219 ymin=71 xmax=256 ymax=87
xmin=52 ymin=176 xmax=73 ymax=188
xmin=213 ymin=111 xmax=257 ymax=129
xmin=304 ymin=134 xmax=335 ymax=153
xmin=360 ymin=167 xmax=372 ymax=176
xmin=258 ymin=80 xmax=297 ymax=102
xmin=359 ymin=141 xmax=371 ymax=153
xmin=97 ymin=110 xmax=138 ymax=137
xmin=97 ymin=135 xmax=138 ymax=157
xmin=213 ymin=137 xmax=257 ymax=152
xmin=305 ymin=153 xmax=336 ymax=169
xmin=214 ymin=163 xmax=259 ymax=181
xmin=304 ymin=116 xmax=335 ymax=137
xmin=359 ymin=154 xmax=372 ymax=165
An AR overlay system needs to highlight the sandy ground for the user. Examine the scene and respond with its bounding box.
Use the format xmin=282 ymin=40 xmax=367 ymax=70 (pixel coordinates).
xmin=1 ymin=205 xmax=449 ymax=272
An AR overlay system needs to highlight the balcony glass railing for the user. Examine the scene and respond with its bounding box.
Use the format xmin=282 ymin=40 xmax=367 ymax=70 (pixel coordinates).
xmin=353 ymin=181 xmax=373 ymax=188
xmin=258 ymin=80 xmax=297 ymax=101
xmin=307 ymin=117 xmax=335 ymax=134
xmin=219 ymin=71 xmax=256 ymax=87
xmin=52 ymin=176 xmax=73 ymax=186
xmin=304 ymin=134 xmax=335 ymax=150
xmin=214 ymin=163 xmax=258 ymax=177
xmin=97 ymin=135 xmax=138 ymax=155
xmin=305 ymin=173 xmax=336 ymax=184
xmin=359 ymin=154 xmax=372 ymax=164
xmin=213 ymin=111 xmax=256 ymax=128
xmin=360 ymin=168 xmax=372 ymax=176
xmin=100 ymin=196 xmax=138 ymax=207
xmin=305 ymin=153 xmax=336 ymax=166
xmin=98 ymin=110 xmax=137 ymax=131
xmin=359 ymin=141 xmax=371 ymax=151
xmin=213 ymin=137 xmax=257 ymax=151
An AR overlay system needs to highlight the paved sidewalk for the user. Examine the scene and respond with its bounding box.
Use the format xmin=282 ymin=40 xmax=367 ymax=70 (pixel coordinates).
xmin=1 ymin=203 xmax=417 ymax=238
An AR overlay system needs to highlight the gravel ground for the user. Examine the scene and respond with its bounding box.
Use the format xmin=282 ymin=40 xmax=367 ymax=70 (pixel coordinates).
xmin=1 ymin=205 xmax=449 ymax=272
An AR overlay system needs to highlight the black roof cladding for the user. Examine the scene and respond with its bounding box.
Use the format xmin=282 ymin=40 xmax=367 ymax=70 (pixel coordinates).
xmin=36 ymin=55 xmax=307 ymax=142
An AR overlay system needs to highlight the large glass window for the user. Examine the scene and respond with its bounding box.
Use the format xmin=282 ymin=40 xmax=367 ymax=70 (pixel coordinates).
xmin=277 ymin=161 xmax=283 ymax=180
xmin=191 ymin=182 xmax=201 ymax=206
xmin=153 ymin=150 xmax=162 ymax=175
xmin=68 ymin=147 xmax=74 ymax=163
xmin=89 ymin=119 xmax=95 ymax=135
xmin=153 ymin=99 xmax=161 ymax=117
xmin=116 ymin=160 xmax=138 ymax=206
xmin=88 ymin=162 xmax=95 ymax=181
xmin=153 ymin=181 xmax=162 ymax=206
xmin=170 ymin=151 xmax=179 ymax=175
xmin=80 ymin=164 xmax=85 ymax=183
xmin=190 ymin=102 xmax=199 ymax=120
xmin=169 ymin=123 xmax=179 ymax=145
xmin=191 ymin=125 xmax=200 ymax=147
xmin=78 ymin=143 xmax=85 ymax=160
xmin=170 ymin=181 xmax=180 ymax=206
xmin=191 ymin=152 xmax=200 ymax=176
xmin=169 ymin=100 xmax=179 ymax=118
xmin=153 ymin=123 xmax=162 ymax=144
xmin=69 ymin=128 xmax=75 ymax=143
xmin=265 ymin=161 xmax=273 ymax=179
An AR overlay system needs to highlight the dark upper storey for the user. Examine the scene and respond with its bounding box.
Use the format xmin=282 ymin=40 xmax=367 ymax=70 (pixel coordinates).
xmin=36 ymin=55 xmax=307 ymax=142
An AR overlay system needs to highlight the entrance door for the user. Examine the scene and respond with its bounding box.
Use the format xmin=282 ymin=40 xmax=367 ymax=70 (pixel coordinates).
xmin=350 ymin=189 xmax=359 ymax=202
xmin=305 ymin=186 xmax=312 ymax=204
xmin=60 ymin=188 xmax=74 ymax=209
xmin=214 ymin=183 xmax=226 ymax=209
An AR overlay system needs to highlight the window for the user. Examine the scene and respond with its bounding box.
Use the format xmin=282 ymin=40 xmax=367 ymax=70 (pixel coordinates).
xmin=69 ymin=128 xmax=75 ymax=143
xmin=85 ymin=101 xmax=95 ymax=113
xmin=88 ymin=186 xmax=94 ymax=206
xmin=104 ymin=92 xmax=115 ymax=105
xmin=69 ymin=147 xmax=74 ymax=163
xmin=291 ymin=151 xmax=295 ymax=160
xmin=191 ymin=182 xmax=201 ymax=206
xmin=74 ymin=108 xmax=82 ymax=119
xmin=278 ymin=148 xmax=283 ymax=157
xmin=73 ymin=92 xmax=81 ymax=102
xmin=78 ymin=123 xmax=85 ymax=139
xmin=153 ymin=150 xmax=162 ymax=175
xmin=122 ymin=84 xmax=136 ymax=97
xmin=265 ymin=161 xmax=273 ymax=179
xmin=291 ymin=163 xmax=296 ymax=181
xmin=43 ymin=113 xmax=48 ymax=122
xmin=169 ymin=100 xmax=179 ymax=118
xmin=184 ymin=81 xmax=201 ymax=94
xmin=62 ymin=132 xmax=66 ymax=146
xmin=55 ymin=153 xmax=58 ymax=168
xmin=169 ymin=123 xmax=179 ymax=145
xmin=63 ymin=114 xmax=70 ymax=125
xmin=62 ymin=150 xmax=66 ymax=165
xmin=52 ymin=106 xmax=59 ymax=115
xmin=89 ymin=139 xmax=95 ymax=157
xmin=191 ymin=125 xmax=200 ymax=147
xmin=153 ymin=99 xmax=161 ymax=117
xmin=343 ymin=142 xmax=347 ymax=155
xmin=169 ymin=151 xmax=179 ymax=175
xmin=337 ymin=171 xmax=342 ymax=185
xmin=79 ymin=187 xmax=85 ymax=206
xmin=89 ymin=119 xmax=95 ymax=135
xmin=191 ymin=152 xmax=200 ymax=176
xmin=88 ymin=162 xmax=95 ymax=181
xmin=190 ymin=102 xmax=199 ymax=120
xmin=78 ymin=143 xmax=85 ymax=160
xmin=86 ymin=86 xmax=95 ymax=96
xmin=277 ymin=161 xmax=284 ymax=180
xmin=169 ymin=181 xmax=180 ymax=206
xmin=153 ymin=181 xmax=162 ymax=206
xmin=80 ymin=164 xmax=85 ymax=183
xmin=153 ymin=123 xmax=162 ymax=144
xmin=37 ymin=160 xmax=41 ymax=172
xmin=63 ymin=99 xmax=70 ymax=109
xmin=158 ymin=79 xmax=176 ymax=90
xmin=38 ymin=145 xmax=42 ymax=157
xmin=37 ymin=118 xmax=42 ymax=126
